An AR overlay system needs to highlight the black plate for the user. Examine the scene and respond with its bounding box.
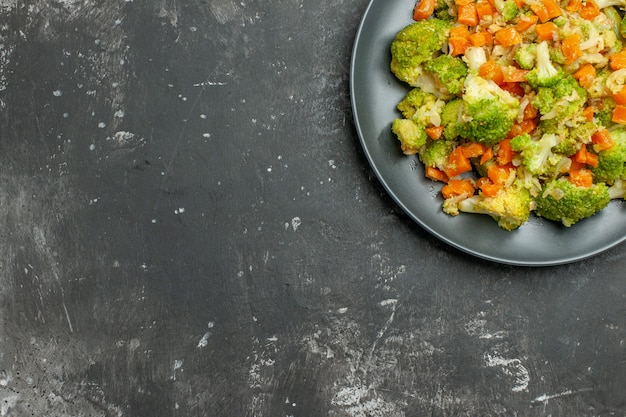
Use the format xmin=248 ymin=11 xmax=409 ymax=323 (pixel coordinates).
xmin=350 ymin=0 xmax=626 ymax=266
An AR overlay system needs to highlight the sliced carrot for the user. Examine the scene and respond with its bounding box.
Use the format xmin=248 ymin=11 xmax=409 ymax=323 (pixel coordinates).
xmin=583 ymin=106 xmax=594 ymax=122
xmin=508 ymin=119 xmax=537 ymax=138
xmin=457 ymin=3 xmax=479 ymax=26
xmin=569 ymin=158 xmax=586 ymax=171
xmin=449 ymin=25 xmax=472 ymax=56
xmin=476 ymin=0 xmax=496 ymax=19
xmin=455 ymin=0 xmax=474 ymax=6
xmin=442 ymin=178 xmax=476 ymax=199
xmin=470 ymin=31 xmax=493 ymax=47
xmin=613 ymin=85 xmax=626 ymax=105
xmin=502 ymin=67 xmax=529 ymax=83
xmin=494 ymin=27 xmax=523 ymax=47
xmin=496 ymin=139 xmax=515 ymax=165
xmin=450 ymin=37 xmax=471 ymax=56
xmin=479 ymin=60 xmax=505 ymax=85
xmin=500 ymin=81 xmax=526 ymax=96
xmin=580 ymin=0 xmax=600 ymax=19
xmin=487 ymin=164 xmax=514 ymax=185
xmin=591 ymin=129 xmax=615 ymax=151
xmin=413 ymin=0 xmax=437 ymax=20
xmin=450 ymin=25 xmax=472 ymax=38
xmin=479 ymin=180 xmax=504 ymax=197
xmin=561 ymin=34 xmax=582 ymax=65
xmin=516 ymin=14 xmax=539 ymax=32
xmin=569 ymin=168 xmax=593 ymax=187
xmin=609 ymin=50 xmax=626 ymax=70
xmin=444 ymin=147 xmax=473 ymax=177
xmin=573 ymin=146 xmax=598 ymax=167
xmin=535 ymin=22 xmax=557 ymax=41
xmin=530 ymin=3 xmax=550 ymax=23
xmin=585 ymin=152 xmax=599 ymax=168
xmin=523 ymin=103 xmax=538 ymax=120
xmin=542 ymin=0 xmax=562 ymax=18
xmin=565 ymin=0 xmax=582 ymax=12
xmin=612 ymin=105 xmax=626 ymax=124
xmin=461 ymin=142 xmax=488 ymax=158
xmin=425 ymin=125 xmax=444 ymax=140
xmin=573 ymin=63 xmax=596 ymax=89
xmin=480 ymin=147 xmax=495 ymax=164
xmin=425 ymin=166 xmax=449 ymax=182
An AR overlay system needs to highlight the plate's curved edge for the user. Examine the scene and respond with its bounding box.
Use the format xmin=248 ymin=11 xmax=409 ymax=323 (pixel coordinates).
xmin=349 ymin=0 xmax=626 ymax=267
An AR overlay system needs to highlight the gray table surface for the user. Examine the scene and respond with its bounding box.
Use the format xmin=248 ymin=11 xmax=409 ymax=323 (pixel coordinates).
xmin=0 ymin=0 xmax=624 ymax=416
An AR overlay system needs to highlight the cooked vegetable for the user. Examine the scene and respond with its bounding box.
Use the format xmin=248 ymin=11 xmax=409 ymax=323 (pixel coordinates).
xmin=388 ymin=0 xmax=626 ymax=230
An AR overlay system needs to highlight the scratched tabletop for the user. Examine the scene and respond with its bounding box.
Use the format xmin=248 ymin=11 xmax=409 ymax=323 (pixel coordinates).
xmin=0 ymin=0 xmax=624 ymax=416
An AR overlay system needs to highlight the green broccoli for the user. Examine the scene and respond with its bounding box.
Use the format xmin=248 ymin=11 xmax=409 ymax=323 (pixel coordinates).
xmin=494 ymin=0 xmax=518 ymax=22
xmin=457 ymin=182 xmax=533 ymax=230
xmin=424 ymin=55 xmax=468 ymax=95
xmin=514 ymin=43 xmax=537 ymax=70
xmin=397 ymin=88 xmax=439 ymax=120
xmin=434 ymin=0 xmax=455 ymax=21
xmin=440 ymin=99 xmax=464 ymax=140
xmin=591 ymin=127 xmax=626 ymax=183
xmin=390 ymin=19 xmax=452 ymax=86
xmin=525 ymin=41 xmax=564 ymax=88
xmin=459 ymin=75 xmax=520 ymax=145
xmin=534 ymin=178 xmax=611 ymax=227
xmin=510 ymin=133 xmax=563 ymax=175
xmin=420 ymin=139 xmax=455 ymax=169
xmin=534 ymin=76 xmax=587 ymax=128
xmin=552 ymin=122 xmax=594 ymax=156
xmin=392 ymin=118 xmax=428 ymax=155
xmin=594 ymin=97 xmax=617 ymax=126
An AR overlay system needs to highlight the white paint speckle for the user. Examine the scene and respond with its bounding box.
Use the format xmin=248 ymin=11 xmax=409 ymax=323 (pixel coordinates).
xmin=291 ymin=217 xmax=301 ymax=231
xmin=484 ymin=352 xmax=529 ymax=392
xmin=197 ymin=332 xmax=212 ymax=348
xmin=98 ymin=121 xmax=106 ymax=128
xmin=52 ymin=90 xmax=62 ymax=97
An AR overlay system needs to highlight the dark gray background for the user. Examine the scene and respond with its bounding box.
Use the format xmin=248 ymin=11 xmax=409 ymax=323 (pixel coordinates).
xmin=0 ymin=0 xmax=624 ymax=416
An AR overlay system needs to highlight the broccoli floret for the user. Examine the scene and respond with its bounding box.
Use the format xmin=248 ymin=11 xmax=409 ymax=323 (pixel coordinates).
xmin=494 ymin=0 xmax=518 ymax=22
xmin=440 ymin=99 xmax=464 ymax=140
xmin=390 ymin=19 xmax=452 ymax=86
xmin=420 ymin=139 xmax=455 ymax=169
xmin=459 ymin=75 xmax=520 ymax=145
xmin=392 ymin=118 xmax=428 ymax=155
xmin=532 ymin=88 xmax=556 ymax=115
xmin=552 ymin=122 xmax=595 ymax=155
xmin=534 ymin=178 xmax=611 ymax=227
xmin=515 ymin=44 xmax=537 ymax=70
xmin=397 ymin=88 xmax=438 ymax=120
xmin=535 ymin=76 xmax=587 ymax=122
xmin=594 ymin=97 xmax=617 ymax=127
xmin=434 ymin=0 xmax=455 ymax=20
xmin=591 ymin=127 xmax=626 ymax=183
xmin=549 ymin=46 xmax=566 ymax=65
xmin=510 ymin=133 xmax=562 ymax=175
xmin=425 ymin=55 xmax=468 ymax=95
xmin=457 ymin=182 xmax=533 ymax=230
xmin=525 ymin=41 xmax=564 ymax=88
